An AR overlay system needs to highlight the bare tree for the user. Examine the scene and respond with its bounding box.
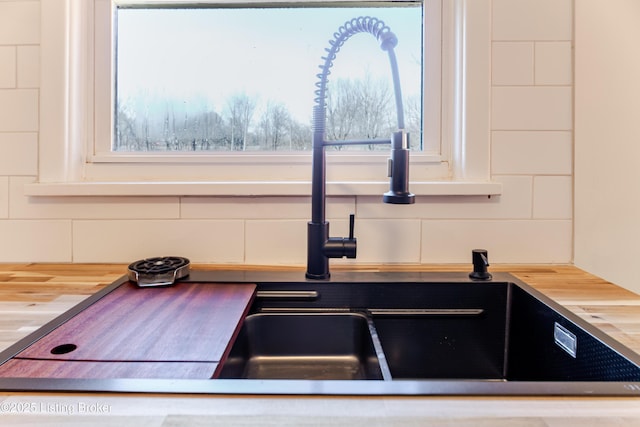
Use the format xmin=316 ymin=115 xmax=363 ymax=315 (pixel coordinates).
xmin=289 ymin=120 xmax=312 ymax=150
xmin=326 ymin=79 xmax=359 ymax=141
xmin=116 ymin=74 xmax=408 ymax=153
xmin=115 ymin=103 xmax=137 ymax=151
xmin=226 ymin=93 xmax=256 ymax=151
xmin=201 ymin=110 xmax=225 ymax=150
xmin=404 ymin=94 xmax=422 ymax=150
xmin=356 ymin=73 xmax=393 ymax=140
xmin=325 ymin=73 xmax=394 ymax=149
xmin=259 ymin=102 xmax=292 ymax=150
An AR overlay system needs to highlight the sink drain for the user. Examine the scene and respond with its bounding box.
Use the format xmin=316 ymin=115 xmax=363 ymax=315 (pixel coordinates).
xmin=127 ymin=256 xmax=190 ymax=287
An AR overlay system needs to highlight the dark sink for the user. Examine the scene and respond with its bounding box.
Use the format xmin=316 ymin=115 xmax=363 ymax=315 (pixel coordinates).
xmin=218 ymin=277 xmax=640 ymax=384
xmin=218 ymin=313 xmax=387 ymax=380
xmin=371 ymin=284 xmax=640 ymax=382
xmin=0 ymin=270 xmax=639 ymax=396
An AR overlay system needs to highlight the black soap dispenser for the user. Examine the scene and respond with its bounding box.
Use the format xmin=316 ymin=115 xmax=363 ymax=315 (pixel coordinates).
xmin=469 ymin=249 xmax=492 ymax=281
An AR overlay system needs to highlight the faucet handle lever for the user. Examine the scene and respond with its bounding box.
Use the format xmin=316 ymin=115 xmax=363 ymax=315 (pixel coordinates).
xmin=323 ymin=214 xmax=357 ymax=260
xmin=349 ymin=214 xmax=355 ymax=240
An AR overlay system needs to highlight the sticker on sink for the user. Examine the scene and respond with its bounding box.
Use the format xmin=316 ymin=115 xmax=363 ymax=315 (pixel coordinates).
xmin=554 ymin=322 xmax=577 ymax=358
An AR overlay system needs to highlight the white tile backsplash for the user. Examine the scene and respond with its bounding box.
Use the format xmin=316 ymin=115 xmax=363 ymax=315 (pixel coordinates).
xmin=0 ymin=177 xmax=8 ymax=218
xmin=421 ymin=220 xmax=572 ymax=263
xmin=533 ymin=176 xmax=573 ymax=219
xmin=0 ymin=220 xmax=72 ymax=262
xmin=0 ymin=2 xmax=40 ymax=45
xmin=0 ymin=47 xmax=16 ymax=88
xmin=492 ymin=0 xmax=572 ymax=41
xmin=0 ymin=0 xmax=576 ymax=265
xmin=355 ymin=219 xmax=422 ymax=263
xmin=492 ymin=131 xmax=573 ymax=175
xmin=72 ymin=220 xmax=245 ymax=263
xmin=0 ymin=133 xmax=37 ymax=175
xmin=535 ymin=42 xmax=573 ymax=86
xmin=0 ymin=89 xmax=38 ymax=131
xmin=492 ymin=42 xmax=534 ymax=86
xmin=245 ymin=220 xmax=308 ymax=265
xmin=492 ymin=87 xmax=572 ymax=130
xmin=16 ymin=45 xmax=39 ymax=88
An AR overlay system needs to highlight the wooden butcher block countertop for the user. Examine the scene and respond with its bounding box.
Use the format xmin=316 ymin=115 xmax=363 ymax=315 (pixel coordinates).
xmin=0 ymin=263 xmax=639 ymax=426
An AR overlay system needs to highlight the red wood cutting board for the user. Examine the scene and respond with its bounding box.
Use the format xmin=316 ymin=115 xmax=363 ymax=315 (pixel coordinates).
xmin=15 ymin=282 xmax=256 ymax=366
xmin=0 ymin=359 xmax=218 ymax=379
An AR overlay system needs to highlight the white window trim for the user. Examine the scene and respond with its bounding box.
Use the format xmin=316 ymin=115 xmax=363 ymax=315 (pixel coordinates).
xmin=28 ymin=0 xmax=500 ymax=197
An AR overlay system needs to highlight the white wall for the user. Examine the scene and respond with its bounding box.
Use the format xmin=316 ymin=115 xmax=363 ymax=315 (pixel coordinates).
xmin=574 ymin=0 xmax=640 ymax=294
xmin=0 ymin=0 xmax=574 ymax=266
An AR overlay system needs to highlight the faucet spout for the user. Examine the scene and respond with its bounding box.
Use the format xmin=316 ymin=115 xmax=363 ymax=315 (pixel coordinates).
xmin=306 ymin=16 xmax=414 ymax=280
xmin=383 ymin=130 xmax=415 ymax=204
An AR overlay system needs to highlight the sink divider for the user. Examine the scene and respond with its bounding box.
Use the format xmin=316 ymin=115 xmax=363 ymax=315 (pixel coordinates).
xmin=364 ymin=315 xmax=393 ymax=381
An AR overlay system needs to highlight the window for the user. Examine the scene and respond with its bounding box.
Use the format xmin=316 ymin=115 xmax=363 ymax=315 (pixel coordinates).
xmin=113 ymin=5 xmax=424 ymax=154
xmin=32 ymin=0 xmax=499 ymax=196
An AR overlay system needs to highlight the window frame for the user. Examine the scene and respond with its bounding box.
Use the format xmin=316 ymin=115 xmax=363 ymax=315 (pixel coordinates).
xmin=31 ymin=0 xmax=500 ymax=197
xmin=102 ymin=1 xmax=434 ymax=157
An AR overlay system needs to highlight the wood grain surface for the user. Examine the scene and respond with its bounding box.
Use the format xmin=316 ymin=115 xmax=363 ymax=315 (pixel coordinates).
xmin=14 ymin=281 xmax=256 ymax=362
xmin=0 ymin=359 xmax=218 ymax=379
xmin=1 ymin=280 xmax=255 ymax=379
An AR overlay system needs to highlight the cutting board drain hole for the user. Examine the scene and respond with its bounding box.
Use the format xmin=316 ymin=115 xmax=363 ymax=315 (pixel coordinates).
xmin=51 ymin=344 xmax=77 ymax=355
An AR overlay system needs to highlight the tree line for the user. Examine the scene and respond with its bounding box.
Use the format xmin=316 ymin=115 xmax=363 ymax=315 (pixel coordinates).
xmin=114 ymin=75 xmax=421 ymax=152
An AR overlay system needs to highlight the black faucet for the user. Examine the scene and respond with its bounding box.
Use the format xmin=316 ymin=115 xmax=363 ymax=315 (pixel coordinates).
xmin=306 ymin=17 xmax=415 ymax=280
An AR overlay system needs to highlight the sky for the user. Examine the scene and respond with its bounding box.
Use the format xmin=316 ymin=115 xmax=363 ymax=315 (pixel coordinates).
xmin=116 ymin=5 xmax=423 ymax=124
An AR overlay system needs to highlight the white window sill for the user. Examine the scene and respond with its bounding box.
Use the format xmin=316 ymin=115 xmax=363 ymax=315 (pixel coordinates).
xmin=23 ymin=180 xmax=501 ymax=197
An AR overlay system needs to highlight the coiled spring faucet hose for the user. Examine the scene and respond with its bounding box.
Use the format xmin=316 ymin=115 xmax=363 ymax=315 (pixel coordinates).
xmin=313 ymin=16 xmax=405 ymax=134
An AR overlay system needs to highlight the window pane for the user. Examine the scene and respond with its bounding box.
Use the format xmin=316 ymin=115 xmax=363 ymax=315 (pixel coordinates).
xmin=114 ymin=4 xmax=423 ymax=152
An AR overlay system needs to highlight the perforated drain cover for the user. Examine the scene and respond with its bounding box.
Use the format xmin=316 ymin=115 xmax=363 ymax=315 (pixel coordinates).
xmin=127 ymin=256 xmax=190 ymax=288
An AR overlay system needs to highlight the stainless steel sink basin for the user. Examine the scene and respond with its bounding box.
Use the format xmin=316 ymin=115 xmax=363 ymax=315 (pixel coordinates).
xmin=218 ymin=313 xmax=387 ymax=380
